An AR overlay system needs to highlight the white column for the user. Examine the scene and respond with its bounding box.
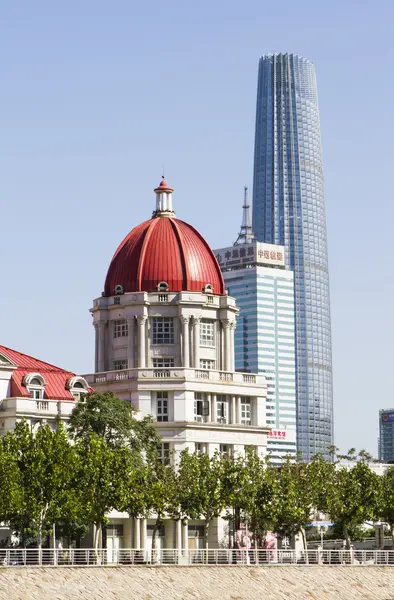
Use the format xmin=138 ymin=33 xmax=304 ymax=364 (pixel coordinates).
xmin=127 ymin=316 xmax=135 ymax=369
xmin=138 ymin=316 xmax=147 ymax=368
xmin=176 ymin=519 xmax=182 ymax=550
xmin=222 ymin=319 xmax=231 ymax=371
xmin=231 ymin=396 xmax=236 ymax=424
xmin=230 ymin=321 xmax=236 ymax=372
xmin=236 ymin=396 xmax=242 ymax=424
xmin=192 ymin=317 xmax=201 ymax=368
xmin=140 ymin=518 xmax=147 ymax=550
xmin=182 ymin=519 xmax=188 ymax=552
xmin=211 ymin=394 xmax=217 ymax=423
xmin=97 ymin=322 xmax=106 ymax=373
xmin=134 ymin=518 xmax=141 ymax=549
xmin=207 ymin=393 xmax=212 ymax=422
xmin=180 ymin=316 xmax=190 ymax=368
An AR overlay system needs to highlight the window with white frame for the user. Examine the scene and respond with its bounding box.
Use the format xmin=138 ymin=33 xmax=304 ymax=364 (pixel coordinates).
xmin=219 ymin=444 xmax=232 ymax=458
xmin=241 ymin=397 xmax=251 ymax=425
xmin=153 ymin=358 xmax=175 ymax=368
xmin=200 ymin=320 xmax=215 ymax=347
xmin=113 ymin=359 xmax=128 ymax=371
xmin=157 ymin=392 xmax=169 ymax=422
xmin=158 ymin=442 xmax=170 ymax=465
xmin=216 ymin=396 xmax=228 ymax=424
xmin=27 ymin=376 xmax=45 ymax=400
xmin=194 ymin=393 xmax=209 ymax=422
xmin=113 ymin=319 xmax=128 ymax=338
xmin=199 ymin=359 xmax=215 ymax=370
xmin=152 ymin=317 xmax=174 ymax=344
xmin=195 ymin=442 xmax=207 ymax=454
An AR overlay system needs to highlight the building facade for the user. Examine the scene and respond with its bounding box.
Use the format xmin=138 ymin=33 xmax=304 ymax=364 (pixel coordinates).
xmin=214 ymin=238 xmax=297 ymax=464
xmin=0 ymin=344 xmax=89 ymax=436
xmin=252 ymin=52 xmax=333 ymax=459
xmin=83 ymin=178 xmax=270 ymax=553
xmin=378 ymin=409 xmax=394 ymax=462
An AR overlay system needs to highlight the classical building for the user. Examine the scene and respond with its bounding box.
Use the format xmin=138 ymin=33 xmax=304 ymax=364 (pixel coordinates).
xmin=214 ymin=189 xmax=297 ymax=464
xmin=84 ymin=177 xmax=269 ymax=553
xmin=0 ymin=344 xmax=89 ymax=435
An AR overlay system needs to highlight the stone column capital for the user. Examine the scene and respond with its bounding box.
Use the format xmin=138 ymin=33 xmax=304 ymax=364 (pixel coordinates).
xmin=192 ymin=315 xmax=201 ymax=326
xmin=179 ymin=315 xmax=191 ymax=325
xmin=137 ymin=315 xmax=148 ymax=325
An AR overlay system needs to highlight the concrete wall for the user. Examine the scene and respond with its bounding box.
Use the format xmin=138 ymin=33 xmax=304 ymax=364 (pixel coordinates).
xmin=0 ymin=566 xmax=393 ymax=600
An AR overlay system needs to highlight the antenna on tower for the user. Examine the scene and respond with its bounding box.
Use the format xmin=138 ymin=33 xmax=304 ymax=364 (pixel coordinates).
xmin=234 ymin=186 xmax=255 ymax=245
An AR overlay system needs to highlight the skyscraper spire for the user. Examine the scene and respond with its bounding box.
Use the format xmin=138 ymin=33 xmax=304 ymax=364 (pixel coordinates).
xmin=234 ymin=186 xmax=255 ymax=245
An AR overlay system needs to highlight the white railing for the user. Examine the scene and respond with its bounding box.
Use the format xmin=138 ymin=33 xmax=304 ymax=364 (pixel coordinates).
xmin=1 ymin=548 xmax=394 ymax=567
xmin=85 ymin=368 xmax=264 ymax=387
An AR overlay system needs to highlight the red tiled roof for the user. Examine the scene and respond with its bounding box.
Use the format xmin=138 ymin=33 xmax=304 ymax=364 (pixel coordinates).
xmin=104 ymin=216 xmax=225 ymax=296
xmin=0 ymin=345 xmax=81 ymax=401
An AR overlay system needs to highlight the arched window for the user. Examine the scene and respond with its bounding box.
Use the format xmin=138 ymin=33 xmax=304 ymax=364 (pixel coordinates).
xmin=114 ymin=284 xmax=124 ymax=295
xmin=66 ymin=377 xmax=89 ymax=400
xmin=157 ymin=281 xmax=169 ymax=292
xmin=203 ymin=284 xmax=214 ymax=293
xmin=23 ymin=373 xmax=46 ymax=400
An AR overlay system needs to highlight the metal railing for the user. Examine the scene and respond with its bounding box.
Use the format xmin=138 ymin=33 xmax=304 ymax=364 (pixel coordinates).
xmin=1 ymin=548 xmax=394 ymax=567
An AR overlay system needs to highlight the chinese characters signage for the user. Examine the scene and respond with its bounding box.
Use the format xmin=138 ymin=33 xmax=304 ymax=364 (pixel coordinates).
xmin=269 ymin=430 xmax=287 ymax=439
xmin=214 ymin=242 xmax=285 ymax=269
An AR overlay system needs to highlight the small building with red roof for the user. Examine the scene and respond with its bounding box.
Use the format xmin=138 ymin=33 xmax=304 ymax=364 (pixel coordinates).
xmin=0 ymin=344 xmax=89 ymax=433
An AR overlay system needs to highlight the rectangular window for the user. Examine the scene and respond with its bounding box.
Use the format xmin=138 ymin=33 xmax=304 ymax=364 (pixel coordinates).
xmin=157 ymin=392 xmax=169 ymax=422
xmin=217 ymin=396 xmax=228 ymax=424
xmin=200 ymin=320 xmax=215 ymax=347
xmin=158 ymin=442 xmax=170 ymax=465
xmin=241 ymin=397 xmax=251 ymax=425
xmin=153 ymin=317 xmax=174 ymax=344
xmin=153 ymin=358 xmax=175 ymax=368
xmin=30 ymin=389 xmax=43 ymax=400
xmin=199 ymin=359 xmax=215 ymax=370
xmin=194 ymin=393 xmax=209 ymax=422
xmin=219 ymin=444 xmax=232 ymax=458
xmin=195 ymin=443 xmax=207 ymax=454
xmin=113 ymin=319 xmax=128 ymax=338
xmin=113 ymin=359 xmax=128 ymax=371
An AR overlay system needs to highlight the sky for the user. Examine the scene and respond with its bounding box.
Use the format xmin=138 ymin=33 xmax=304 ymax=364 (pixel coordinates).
xmin=1 ymin=0 xmax=393 ymax=456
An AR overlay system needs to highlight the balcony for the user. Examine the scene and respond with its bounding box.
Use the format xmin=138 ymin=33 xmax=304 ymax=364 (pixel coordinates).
xmin=85 ymin=368 xmax=264 ymax=389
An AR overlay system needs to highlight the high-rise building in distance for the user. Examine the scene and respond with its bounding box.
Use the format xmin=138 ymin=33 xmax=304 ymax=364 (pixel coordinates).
xmin=214 ymin=191 xmax=297 ymax=464
xmin=252 ymin=53 xmax=333 ymax=459
xmin=379 ymin=409 xmax=394 ymax=462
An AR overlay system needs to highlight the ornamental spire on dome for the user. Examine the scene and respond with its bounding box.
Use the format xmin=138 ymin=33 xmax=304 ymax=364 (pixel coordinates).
xmin=153 ymin=176 xmax=175 ymax=217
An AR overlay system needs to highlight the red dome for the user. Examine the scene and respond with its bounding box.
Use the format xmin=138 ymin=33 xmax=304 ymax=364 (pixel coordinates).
xmin=104 ymin=216 xmax=225 ymax=296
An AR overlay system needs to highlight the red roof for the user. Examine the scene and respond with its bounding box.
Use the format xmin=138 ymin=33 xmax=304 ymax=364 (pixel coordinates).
xmin=154 ymin=177 xmax=173 ymax=192
xmin=104 ymin=216 xmax=225 ymax=296
xmin=0 ymin=344 xmax=82 ymax=401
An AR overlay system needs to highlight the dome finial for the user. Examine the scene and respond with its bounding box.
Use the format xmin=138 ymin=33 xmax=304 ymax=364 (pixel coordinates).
xmin=153 ymin=176 xmax=175 ymax=217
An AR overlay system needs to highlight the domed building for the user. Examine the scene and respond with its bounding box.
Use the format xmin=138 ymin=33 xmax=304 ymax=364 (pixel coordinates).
xmin=85 ymin=178 xmax=269 ymax=553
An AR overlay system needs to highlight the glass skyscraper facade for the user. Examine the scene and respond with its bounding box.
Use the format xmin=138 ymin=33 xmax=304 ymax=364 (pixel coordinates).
xmin=379 ymin=409 xmax=394 ymax=462
xmin=214 ymin=241 xmax=297 ymax=464
xmin=252 ymin=53 xmax=333 ymax=459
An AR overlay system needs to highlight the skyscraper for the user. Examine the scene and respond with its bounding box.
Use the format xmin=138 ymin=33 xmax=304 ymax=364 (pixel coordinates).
xmin=252 ymin=53 xmax=333 ymax=459
xmin=379 ymin=409 xmax=394 ymax=462
xmin=214 ymin=191 xmax=297 ymax=464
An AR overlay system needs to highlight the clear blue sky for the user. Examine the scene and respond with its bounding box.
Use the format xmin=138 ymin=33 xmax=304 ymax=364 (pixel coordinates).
xmin=1 ymin=0 xmax=393 ymax=456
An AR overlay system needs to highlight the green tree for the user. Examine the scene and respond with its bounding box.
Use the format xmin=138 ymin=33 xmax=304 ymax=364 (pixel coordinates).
xmin=69 ymin=391 xmax=159 ymax=452
xmin=143 ymin=452 xmax=179 ymax=551
xmin=326 ymin=461 xmax=379 ymax=548
xmin=8 ymin=421 xmax=77 ymax=549
xmin=0 ymin=432 xmax=22 ymax=526
xmin=272 ymin=458 xmax=312 ymax=554
xmin=375 ymin=466 xmax=394 ymax=544
xmin=178 ymin=450 xmax=225 ymax=551
xmin=74 ymin=434 xmax=134 ymax=552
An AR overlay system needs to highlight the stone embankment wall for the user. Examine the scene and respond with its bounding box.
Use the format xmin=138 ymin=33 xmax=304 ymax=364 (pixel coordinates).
xmin=0 ymin=565 xmax=393 ymax=600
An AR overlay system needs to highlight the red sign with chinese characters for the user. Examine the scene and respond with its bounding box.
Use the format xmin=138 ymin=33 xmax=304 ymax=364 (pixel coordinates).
xmin=269 ymin=430 xmax=287 ymax=439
